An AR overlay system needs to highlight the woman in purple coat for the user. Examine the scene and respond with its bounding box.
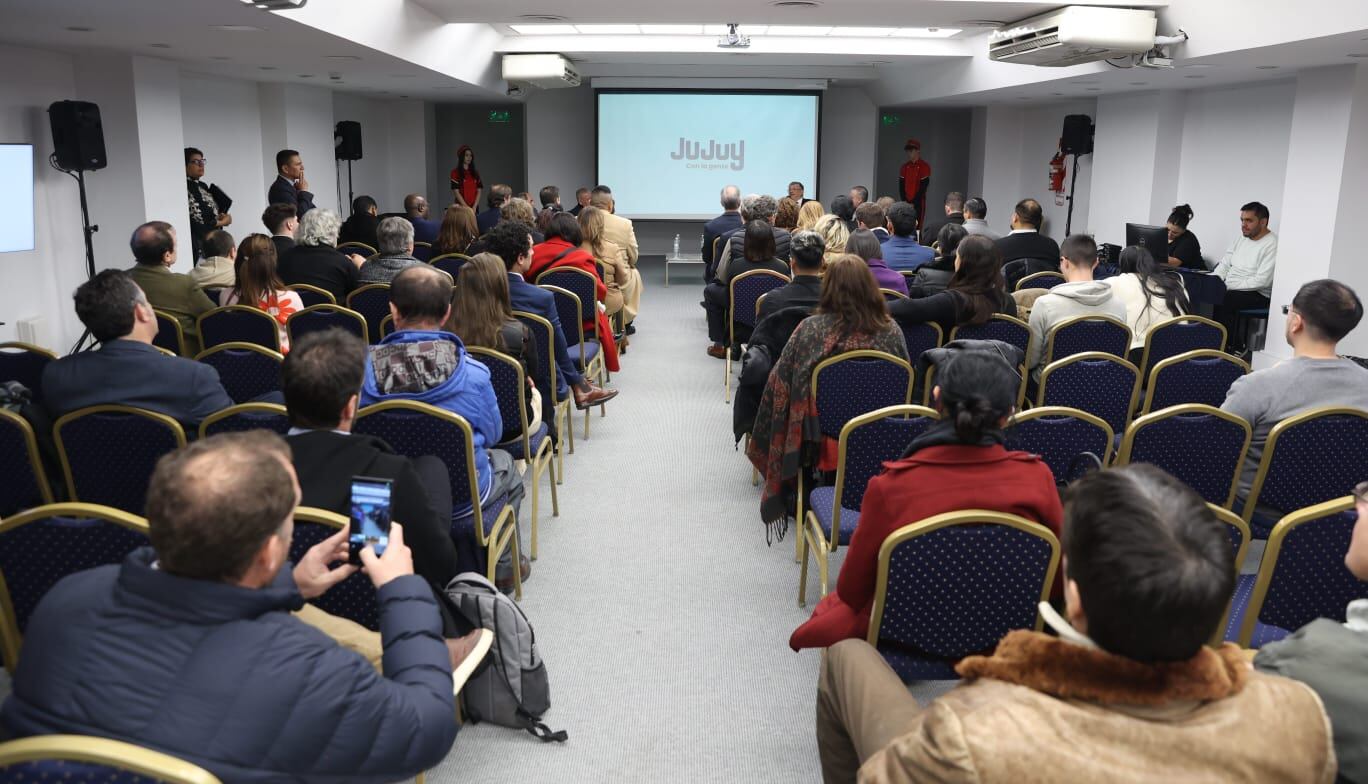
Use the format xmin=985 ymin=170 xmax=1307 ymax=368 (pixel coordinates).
xmin=846 ymin=229 xmax=908 ymax=296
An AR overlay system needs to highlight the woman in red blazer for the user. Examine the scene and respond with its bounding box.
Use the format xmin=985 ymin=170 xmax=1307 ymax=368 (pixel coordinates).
xmin=529 ymin=212 xmax=619 ymax=372
xmin=790 ymin=351 xmax=1062 ymax=650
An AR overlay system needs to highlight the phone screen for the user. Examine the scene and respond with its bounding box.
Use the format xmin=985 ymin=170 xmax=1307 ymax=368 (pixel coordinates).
xmin=348 ymin=476 xmax=393 ymax=565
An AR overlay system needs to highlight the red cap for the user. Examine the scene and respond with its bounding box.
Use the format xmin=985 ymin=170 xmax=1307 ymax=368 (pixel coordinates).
xmin=904 ymin=138 xmax=921 ymax=150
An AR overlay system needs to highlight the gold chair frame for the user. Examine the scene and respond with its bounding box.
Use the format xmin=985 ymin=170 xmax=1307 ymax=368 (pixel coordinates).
xmin=922 ymin=356 xmax=1028 ymax=410
xmin=947 ymin=313 xmax=1034 ymax=369
xmin=539 ymin=283 xmax=606 ymax=438
xmin=1041 ymin=314 xmax=1133 ymax=368
xmin=151 ymin=309 xmax=188 ymax=356
xmin=1137 ymin=314 xmax=1227 ymax=379
xmin=198 ymin=402 xmax=289 ymax=440
xmin=0 ymin=341 xmax=57 ymax=360
xmin=1207 ymin=503 xmax=1252 ymax=647
xmin=0 ymin=734 xmax=220 ymax=784
xmin=880 ymin=288 xmax=908 ymax=300
xmin=1007 ymin=405 xmax=1116 ymax=466
xmin=345 ymin=284 xmax=393 ymax=344
xmin=1036 ymin=351 xmax=1141 ymax=434
xmin=1242 ymin=406 xmax=1368 ymax=525
xmin=337 ymin=241 xmax=377 ymax=256
xmin=1140 ymin=348 xmax=1249 ymax=415
xmin=286 ymin=304 xmax=368 ymax=345
xmin=725 ymin=268 xmax=791 ymax=403
xmin=196 ymin=305 xmax=283 ymax=352
xmin=1013 ymin=270 xmax=1067 ymax=292
xmin=513 ymin=310 xmax=572 ymax=482
xmin=1115 ymin=404 xmax=1251 ymax=510
xmin=53 ymin=405 xmax=187 ymax=506
xmin=285 ymin=283 xmax=337 ymax=305
xmin=0 ymin=408 xmax=55 ymax=509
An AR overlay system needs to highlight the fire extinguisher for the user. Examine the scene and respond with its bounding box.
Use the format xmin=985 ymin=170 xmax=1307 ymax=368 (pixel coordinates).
xmin=1048 ymin=143 xmax=1068 ymax=206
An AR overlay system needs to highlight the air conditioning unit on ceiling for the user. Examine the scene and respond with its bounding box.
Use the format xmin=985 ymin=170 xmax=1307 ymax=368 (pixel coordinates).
xmin=501 ymin=54 xmax=582 ymax=89
xmin=989 ymin=6 xmax=1157 ymax=67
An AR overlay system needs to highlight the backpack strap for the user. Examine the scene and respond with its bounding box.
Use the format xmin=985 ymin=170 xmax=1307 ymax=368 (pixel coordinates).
xmin=517 ymin=708 xmax=568 ymax=743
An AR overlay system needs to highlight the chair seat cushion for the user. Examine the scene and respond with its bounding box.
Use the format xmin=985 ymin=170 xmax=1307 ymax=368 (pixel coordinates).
xmin=567 ymin=340 xmax=600 ymax=369
xmin=808 ymin=486 xmax=859 ymax=546
xmin=498 ymin=422 xmax=550 ymax=461
xmin=451 ymin=493 xmax=508 ymax=541
xmin=1222 ymin=573 xmax=1291 ymax=647
xmin=878 ymin=644 xmax=960 ymax=682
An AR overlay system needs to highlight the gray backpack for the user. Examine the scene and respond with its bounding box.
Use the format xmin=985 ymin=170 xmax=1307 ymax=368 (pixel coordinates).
xmin=444 ymin=572 xmax=567 ymax=743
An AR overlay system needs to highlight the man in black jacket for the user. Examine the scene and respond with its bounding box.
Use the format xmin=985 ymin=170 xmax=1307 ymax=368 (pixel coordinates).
xmin=758 ymin=230 xmax=824 ymax=320
xmin=339 ymin=195 xmax=380 ymax=249
xmin=997 ymin=198 xmax=1062 ymax=291
xmin=262 ymin=202 xmax=298 ymax=261
xmin=267 ymin=149 xmax=316 ymax=217
xmin=282 ymin=328 xmax=462 ymax=594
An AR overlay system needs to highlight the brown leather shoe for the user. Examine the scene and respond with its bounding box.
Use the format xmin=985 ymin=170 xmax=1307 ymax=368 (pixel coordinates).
xmin=706 ymin=344 xmax=727 ymax=359
xmin=573 ymin=384 xmax=619 ymax=410
xmin=495 ymin=555 xmax=532 ymax=592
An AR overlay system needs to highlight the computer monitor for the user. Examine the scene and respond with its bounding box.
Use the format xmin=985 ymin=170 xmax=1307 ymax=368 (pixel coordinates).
xmin=1125 ymin=223 xmax=1169 ymax=264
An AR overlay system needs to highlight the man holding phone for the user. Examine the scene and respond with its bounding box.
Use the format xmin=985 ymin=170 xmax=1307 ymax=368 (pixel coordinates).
xmin=2 ymin=432 xmax=473 ymax=782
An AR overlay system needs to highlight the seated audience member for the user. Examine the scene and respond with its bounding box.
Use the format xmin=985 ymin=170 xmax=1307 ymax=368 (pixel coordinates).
xmin=1212 ymin=201 xmax=1279 ymax=355
xmin=714 ymin=194 xmax=792 ymax=281
xmin=449 ymin=254 xmax=547 ymax=443
xmin=1165 ymin=203 xmax=1202 ymax=269
xmin=219 ymin=234 xmax=305 ymax=353
xmin=529 ymin=212 xmax=621 ymax=374
xmin=845 ymin=229 xmax=907 ymax=296
xmin=535 ymin=206 xmax=557 ymax=237
xmin=127 ymin=220 xmax=216 ymax=355
xmin=818 ymin=463 xmax=1336 ymax=783
xmin=358 ymin=264 xmax=528 ymax=585
xmin=703 ymin=185 xmax=745 ymax=282
xmin=830 ymin=194 xmax=856 ymax=231
xmin=0 ymin=432 xmax=469 ymax=782
xmin=788 ymin=180 xmax=816 ymax=207
xmin=569 ymin=186 xmax=591 ymax=217
xmin=796 ymin=200 xmax=825 ymax=232
xmin=284 ymin=328 xmax=462 ymax=595
xmin=998 ymin=199 xmax=1062 ymax=291
xmin=1107 ymin=245 xmax=1189 ymax=361
xmin=1255 ymin=479 xmax=1368 ymax=784
xmin=889 ymin=234 xmax=1017 ymax=335
xmin=589 ymin=187 xmax=640 ymax=270
xmin=486 ymin=220 xmax=618 ymax=410
xmin=775 ymin=196 xmax=800 ymax=231
xmin=748 ymin=255 xmax=909 ymax=527
xmin=882 ymin=201 xmax=935 ymax=272
xmin=339 ymin=195 xmax=380 ymax=249
xmin=791 ymin=350 xmax=1060 ymax=650
xmin=468 ymin=197 xmax=545 ymax=256
xmin=875 ymin=196 xmax=895 ymax=212
xmin=538 ymin=184 xmax=562 ymax=212
xmin=704 ymin=220 xmax=792 ymax=358
xmin=278 ymin=208 xmax=365 ymax=302
xmin=962 ymin=196 xmax=999 ymax=240
xmin=262 ymin=202 xmax=299 ymax=259
xmin=920 ymin=191 xmax=965 ymax=245
xmin=813 ymin=213 xmax=851 ymax=268
xmin=1025 ymin=234 xmax=1126 ymax=378
xmin=579 ymin=205 xmax=640 ymax=324
xmin=404 ymin=193 xmax=440 ymax=246
xmin=906 ymin=223 xmax=966 ymax=298
xmin=758 ymin=229 xmax=825 ymax=320
xmin=358 ymin=217 xmax=424 ymax=285
xmin=42 ymin=270 xmax=232 ymax=427
xmin=848 ymin=186 xmax=868 ymax=210
xmin=854 ymin=202 xmax=890 ymax=243
xmin=477 ymin=183 xmax=511 ymax=235
xmin=433 ymin=204 xmax=480 ymax=257
xmin=1222 ymin=279 xmax=1368 ymax=506
xmin=189 ymin=229 xmax=236 ymax=290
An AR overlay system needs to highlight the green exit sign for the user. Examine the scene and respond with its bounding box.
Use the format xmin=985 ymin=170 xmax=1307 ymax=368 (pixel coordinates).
xmin=488 ymin=110 xmax=512 ymax=124
xmin=881 ymin=114 xmax=901 ymax=126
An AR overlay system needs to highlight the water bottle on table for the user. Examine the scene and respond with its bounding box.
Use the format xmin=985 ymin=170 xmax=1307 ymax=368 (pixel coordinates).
xmin=672 ymin=234 xmax=680 ymax=260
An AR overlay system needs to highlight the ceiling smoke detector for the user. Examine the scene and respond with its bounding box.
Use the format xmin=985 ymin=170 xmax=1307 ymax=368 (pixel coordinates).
xmin=717 ymin=23 xmax=751 ymax=48
xmin=771 ymin=0 xmax=822 ymax=7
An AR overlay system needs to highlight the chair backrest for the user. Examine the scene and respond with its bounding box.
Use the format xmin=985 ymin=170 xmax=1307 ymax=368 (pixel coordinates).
xmin=868 ymin=510 xmax=1059 ymax=658
xmin=711 ymin=236 xmax=722 ymax=263
xmin=290 ymin=507 xmax=380 ymax=630
xmin=537 ymin=267 xmax=599 ymax=327
xmin=896 ymin=321 xmax=943 ymax=367
xmin=380 ymin=314 xmax=397 ymax=339
xmin=345 ymin=284 xmax=392 ymax=344
xmin=285 ymin=283 xmax=336 ymax=308
xmin=513 ymin=310 xmax=563 ymax=406
xmin=1006 ymin=406 xmax=1115 ymax=484
xmin=834 ymin=405 xmax=939 ymax=514
xmin=1044 ymin=315 xmax=1131 ymax=365
xmin=194 ymin=342 xmax=284 ymax=405
xmin=949 ymin=314 xmax=1032 ymax=358
xmin=1037 ymin=352 xmax=1140 ymax=435
xmin=286 ymin=304 xmax=368 ymax=344
xmin=413 ymin=240 xmax=433 ymax=262
xmin=540 ymin=285 xmax=589 ymax=358
xmin=54 ymin=406 xmax=187 ymax=514
xmin=1014 ymin=271 xmax=1066 ymax=291
xmin=0 ymin=503 xmax=150 ymax=672
xmin=1209 ymin=503 xmax=1253 ymax=645
xmin=1142 ymin=349 xmax=1249 ymax=414
xmin=198 ymin=402 xmax=291 ymax=439
xmin=0 ymin=734 xmax=222 ymax=784
xmin=430 ymin=253 xmax=470 ymax=280
xmin=468 ymin=347 xmax=530 ymax=447
xmin=151 ymin=310 xmax=187 ymax=356
xmin=1239 ymin=497 xmax=1368 ymax=646
xmin=0 ymin=341 xmax=57 ymax=399
xmin=881 ymin=288 xmax=908 ymax=301
xmin=729 ymin=269 xmax=790 ymax=331
xmin=197 ymin=305 xmax=281 ymax=352
xmin=1116 ymin=404 xmax=1250 ymax=508
xmin=812 ymin=350 xmax=914 ymax=439
xmin=1138 ymin=315 xmax=1226 ymax=380
xmin=337 ymin=241 xmax=377 ymax=256
xmin=1246 ymin=407 xmax=1368 ymax=522
xmin=0 ymin=409 xmax=54 ymax=517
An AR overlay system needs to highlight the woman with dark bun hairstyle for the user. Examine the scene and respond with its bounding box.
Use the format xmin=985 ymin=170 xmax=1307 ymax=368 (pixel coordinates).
xmin=788 ymin=350 xmax=1062 ymax=650
xmin=1165 ymin=204 xmax=1203 ymax=269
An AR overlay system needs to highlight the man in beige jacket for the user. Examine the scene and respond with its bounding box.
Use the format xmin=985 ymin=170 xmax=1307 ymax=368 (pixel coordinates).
xmin=817 ymin=464 xmax=1336 ymax=784
xmin=589 ymin=186 xmax=641 ymax=328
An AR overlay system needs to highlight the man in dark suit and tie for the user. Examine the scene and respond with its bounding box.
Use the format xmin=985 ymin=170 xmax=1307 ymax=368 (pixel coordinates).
xmin=267 ymin=149 xmax=316 ymax=218
xmin=42 ymin=270 xmax=233 ymax=430
xmin=703 ymin=185 xmax=744 ymax=283
xmin=262 ymin=202 xmax=299 ymax=260
xmin=483 ymin=220 xmax=618 ymax=411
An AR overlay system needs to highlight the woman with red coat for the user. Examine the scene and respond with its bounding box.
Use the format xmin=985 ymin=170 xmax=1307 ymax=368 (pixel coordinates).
xmin=789 ymin=350 xmax=1062 ymax=650
xmin=529 ymin=212 xmax=620 ymax=373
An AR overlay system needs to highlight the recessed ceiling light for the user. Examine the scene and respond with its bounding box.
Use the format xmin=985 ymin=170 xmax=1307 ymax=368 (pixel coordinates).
xmin=259 ymin=66 xmax=276 ymax=70
xmin=955 ymin=19 xmax=1007 ymax=28
xmin=210 ymin=24 xmax=263 ymax=32
xmin=327 ymin=54 xmax=361 ymax=61
xmin=509 ymin=24 xmax=578 ymax=34
xmin=1179 ymin=63 xmax=1212 ymax=68
xmin=702 ymin=24 xmax=733 ymax=35
xmin=149 ymin=43 xmax=172 ymax=48
xmin=891 ymin=27 xmax=961 ymax=38
xmin=390 ymin=73 xmax=417 ymax=78
xmin=65 ymin=26 xmax=94 ymax=32
xmin=298 ymin=74 xmax=314 ymax=78
xmin=639 ymin=24 xmax=703 ymax=35
xmin=767 ymin=25 xmax=833 ymax=36
xmin=574 ymin=24 xmax=641 ymax=35
xmin=1129 ymin=81 xmax=1147 ymax=85
xmin=1085 ymin=87 xmax=1101 ymax=91
xmin=210 ymin=56 xmax=232 ymax=60
xmin=1184 ymin=74 xmax=1206 ymax=79
xmin=866 ymin=60 xmax=891 ymax=65
xmin=1255 ymin=65 xmax=1279 ymax=69
xmin=830 ymin=26 xmax=896 ymax=37
xmin=771 ymin=0 xmax=822 ymax=7
xmin=1073 ymin=79 xmax=1099 ymax=84
xmin=1051 ymin=92 xmax=1065 ymax=96
xmin=517 ymin=14 xmax=568 ymax=22
xmin=1348 ymin=53 xmax=1368 ymax=58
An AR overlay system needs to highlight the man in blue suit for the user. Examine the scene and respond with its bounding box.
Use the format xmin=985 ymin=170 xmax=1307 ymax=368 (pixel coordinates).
xmin=403 ymin=194 xmax=440 ymax=246
xmin=702 ymin=185 xmax=744 ymax=283
xmin=484 ymin=220 xmax=618 ymax=410
xmin=267 ymin=149 xmax=316 ymax=217
xmin=42 ymin=270 xmax=233 ymax=429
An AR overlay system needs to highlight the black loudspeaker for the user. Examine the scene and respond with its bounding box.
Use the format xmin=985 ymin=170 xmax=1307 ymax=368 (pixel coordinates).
xmin=1061 ymin=114 xmax=1094 ymax=156
xmin=335 ymin=120 xmax=362 ymax=161
xmin=48 ymin=100 xmax=107 ymax=171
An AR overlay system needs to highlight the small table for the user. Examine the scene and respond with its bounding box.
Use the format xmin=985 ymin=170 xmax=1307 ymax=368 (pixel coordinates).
xmin=664 ymin=253 xmax=703 ymax=287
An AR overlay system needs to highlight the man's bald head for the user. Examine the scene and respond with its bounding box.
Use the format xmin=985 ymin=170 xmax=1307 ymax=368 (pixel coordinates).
xmin=720 ymin=185 xmax=741 ymax=211
xmin=589 ymin=191 xmax=613 ymax=211
xmin=130 ymin=221 xmax=176 ymax=266
xmin=404 ymin=193 xmax=428 ymax=218
xmin=390 ymin=265 xmax=452 ymax=329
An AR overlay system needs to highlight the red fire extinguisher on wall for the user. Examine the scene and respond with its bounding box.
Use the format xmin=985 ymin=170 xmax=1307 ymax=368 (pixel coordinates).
xmin=1048 ymin=141 xmax=1068 ymax=206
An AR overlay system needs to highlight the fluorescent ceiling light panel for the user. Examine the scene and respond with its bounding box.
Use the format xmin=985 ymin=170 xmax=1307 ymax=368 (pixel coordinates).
xmin=891 ymin=27 xmax=960 ymax=38
xmin=509 ymin=24 xmax=578 ymax=34
xmin=767 ymin=25 xmax=834 ymax=36
xmin=702 ymin=24 xmax=732 ymax=35
xmin=575 ymin=24 xmax=641 ymax=34
xmin=639 ymin=24 xmax=704 ymax=34
xmin=829 ymin=26 xmax=896 ymax=37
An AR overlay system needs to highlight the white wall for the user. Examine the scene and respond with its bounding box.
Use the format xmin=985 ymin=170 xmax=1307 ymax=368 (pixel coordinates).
xmin=976 ymin=99 xmax=1094 ymax=241
xmin=818 ymin=86 xmax=878 ymax=207
xmin=525 ymin=85 xmax=594 ymax=206
xmin=333 ymin=92 xmax=392 ymax=213
xmin=181 ymin=73 xmax=268 ymax=239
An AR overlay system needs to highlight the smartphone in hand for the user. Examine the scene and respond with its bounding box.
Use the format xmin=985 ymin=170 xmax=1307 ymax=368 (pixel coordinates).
xmin=348 ymin=476 xmax=393 ymax=565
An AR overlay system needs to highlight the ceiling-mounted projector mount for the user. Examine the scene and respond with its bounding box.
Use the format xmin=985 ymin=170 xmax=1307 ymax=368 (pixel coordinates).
xmin=717 ymin=23 xmax=751 ymax=49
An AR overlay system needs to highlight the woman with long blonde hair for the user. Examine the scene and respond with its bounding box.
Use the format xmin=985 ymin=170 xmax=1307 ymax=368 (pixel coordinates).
xmin=812 ymin=213 xmax=850 ymax=268
xmin=796 ymin=200 xmax=825 ymax=232
xmin=578 ymin=205 xmax=640 ymax=324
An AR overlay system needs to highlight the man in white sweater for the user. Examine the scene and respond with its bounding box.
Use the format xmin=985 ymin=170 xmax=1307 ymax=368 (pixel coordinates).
xmin=1211 ymin=201 xmax=1278 ymax=354
xmin=1026 ymin=234 xmax=1127 ymax=379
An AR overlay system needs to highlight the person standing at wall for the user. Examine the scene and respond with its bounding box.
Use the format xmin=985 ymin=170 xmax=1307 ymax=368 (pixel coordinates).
xmin=185 ymin=147 xmax=231 ymax=262
xmin=268 ymin=149 xmax=315 ymax=218
xmin=450 ymin=145 xmax=482 ymax=211
xmin=898 ymin=139 xmax=932 ymax=230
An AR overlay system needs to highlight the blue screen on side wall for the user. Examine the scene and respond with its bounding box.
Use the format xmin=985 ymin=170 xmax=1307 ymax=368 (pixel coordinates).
xmin=596 ymin=91 xmax=820 ymax=220
xmin=0 ymin=144 xmax=34 ymax=253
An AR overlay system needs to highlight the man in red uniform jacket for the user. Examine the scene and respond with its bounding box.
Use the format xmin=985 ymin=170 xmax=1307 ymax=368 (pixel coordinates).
xmin=898 ymin=138 xmax=932 ymax=230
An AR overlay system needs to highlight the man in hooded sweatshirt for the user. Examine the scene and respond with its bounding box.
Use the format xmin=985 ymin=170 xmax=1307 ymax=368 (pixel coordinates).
xmin=1026 ymin=234 xmax=1126 ymax=380
xmin=359 ymin=264 xmax=528 ymax=587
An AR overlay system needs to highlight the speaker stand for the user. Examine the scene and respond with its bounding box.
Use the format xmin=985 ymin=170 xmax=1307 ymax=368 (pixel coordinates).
xmin=346 ymin=159 xmax=354 ymax=217
xmin=69 ymin=168 xmax=100 ymax=354
xmin=1064 ymin=155 xmax=1081 ymax=236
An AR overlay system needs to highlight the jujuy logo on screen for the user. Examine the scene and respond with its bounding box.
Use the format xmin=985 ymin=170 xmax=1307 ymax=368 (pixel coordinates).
xmin=671 ymin=137 xmax=745 ymax=171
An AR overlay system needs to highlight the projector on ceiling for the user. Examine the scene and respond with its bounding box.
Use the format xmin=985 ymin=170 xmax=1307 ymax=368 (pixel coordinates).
xmin=989 ymin=6 xmax=1157 ymax=67
xmin=502 ymin=54 xmax=582 ymax=90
